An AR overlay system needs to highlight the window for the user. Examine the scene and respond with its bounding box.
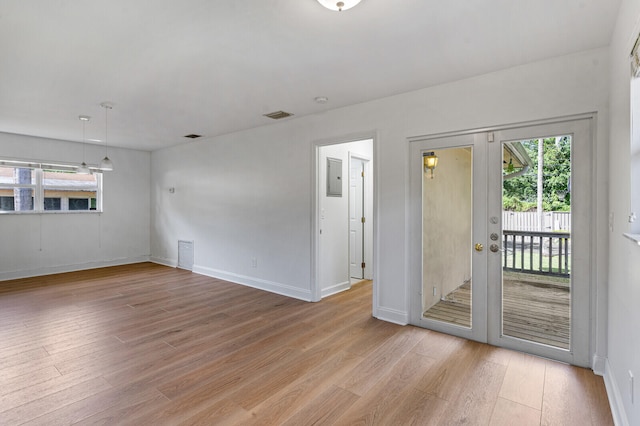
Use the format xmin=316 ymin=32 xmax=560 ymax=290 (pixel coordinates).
xmin=0 ymin=196 xmax=15 ymax=211
xmin=44 ymin=197 xmax=62 ymax=210
xmin=0 ymin=160 xmax=102 ymax=213
xmin=0 ymin=165 xmax=35 ymax=212
xmin=69 ymin=198 xmax=90 ymax=211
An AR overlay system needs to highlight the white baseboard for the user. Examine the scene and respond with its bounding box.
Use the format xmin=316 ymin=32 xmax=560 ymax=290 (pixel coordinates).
xmin=375 ymin=306 xmax=409 ymax=325
xmin=0 ymin=255 xmax=150 ymax=282
xmin=192 ymin=264 xmax=313 ymax=302
xmin=604 ymin=358 xmax=630 ymax=426
xmin=320 ymin=280 xmax=350 ymax=298
xmin=593 ymin=354 xmax=606 ymax=376
xmin=150 ymin=256 xmax=177 ymax=268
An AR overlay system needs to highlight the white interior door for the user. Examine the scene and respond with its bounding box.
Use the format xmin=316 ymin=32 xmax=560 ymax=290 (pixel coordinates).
xmin=410 ymin=117 xmax=593 ymax=367
xmin=349 ymin=158 xmax=364 ymax=279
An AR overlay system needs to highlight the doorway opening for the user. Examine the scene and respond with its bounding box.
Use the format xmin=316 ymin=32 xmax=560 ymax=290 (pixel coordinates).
xmin=314 ymin=138 xmax=374 ymax=301
xmin=421 ymin=138 xmax=572 ymax=349
xmin=409 ymin=116 xmax=593 ymax=367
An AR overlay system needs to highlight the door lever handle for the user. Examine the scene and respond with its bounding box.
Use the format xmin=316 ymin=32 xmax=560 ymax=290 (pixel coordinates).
xmin=489 ymin=244 xmax=503 ymax=253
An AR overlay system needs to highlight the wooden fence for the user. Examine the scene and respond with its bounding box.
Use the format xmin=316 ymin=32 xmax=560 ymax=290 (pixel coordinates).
xmin=502 ymin=211 xmax=570 ymax=232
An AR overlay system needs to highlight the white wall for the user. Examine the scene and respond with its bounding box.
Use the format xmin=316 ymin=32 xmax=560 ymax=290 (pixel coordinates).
xmin=318 ymin=139 xmax=372 ymax=297
xmin=151 ymin=47 xmax=609 ymax=350
xmin=606 ymin=1 xmax=640 ymax=424
xmin=151 ymin=121 xmax=316 ymax=300
xmin=0 ymin=132 xmax=151 ymax=280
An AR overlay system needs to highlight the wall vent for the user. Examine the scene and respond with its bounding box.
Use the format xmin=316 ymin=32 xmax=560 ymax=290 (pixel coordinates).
xmin=177 ymin=240 xmax=194 ymax=271
xmin=263 ymin=110 xmax=294 ymax=120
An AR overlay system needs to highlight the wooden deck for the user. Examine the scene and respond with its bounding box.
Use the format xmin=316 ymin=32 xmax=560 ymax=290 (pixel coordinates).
xmin=423 ymin=275 xmax=570 ymax=349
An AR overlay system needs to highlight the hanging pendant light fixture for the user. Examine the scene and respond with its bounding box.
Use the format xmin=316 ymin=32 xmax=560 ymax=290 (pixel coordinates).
xmin=317 ymin=0 xmax=361 ymax=12
xmin=99 ymin=102 xmax=114 ymax=171
xmin=77 ymin=115 xmax=91 ymax=174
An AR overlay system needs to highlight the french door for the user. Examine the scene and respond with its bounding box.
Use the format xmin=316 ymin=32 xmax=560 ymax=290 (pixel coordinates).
xmin=409 ymin=117 xmax=593 ymax=366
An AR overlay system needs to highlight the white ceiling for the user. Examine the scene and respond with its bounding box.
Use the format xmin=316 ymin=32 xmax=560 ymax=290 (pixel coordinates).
xmin=0 ymin=0 xmax=622 ymax=151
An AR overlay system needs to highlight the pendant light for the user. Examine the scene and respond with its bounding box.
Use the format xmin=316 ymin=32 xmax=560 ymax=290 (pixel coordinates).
xmin=317 ymin=0 xmax=361 ymax=11
xmin=100 ymin=102 xmax=114 ymax=171
xmin=77 ymin=115 xmax=91 ymax=174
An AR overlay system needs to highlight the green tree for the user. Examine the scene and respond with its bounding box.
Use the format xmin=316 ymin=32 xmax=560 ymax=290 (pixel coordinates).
xmin=502 ymin=137 xmax=571 ymax=212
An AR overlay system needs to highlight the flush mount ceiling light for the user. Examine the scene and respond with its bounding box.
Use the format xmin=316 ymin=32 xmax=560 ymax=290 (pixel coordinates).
xmin=77 ymin=115 xmax=91 ymax=175
xmin=317 ymin=0 xmax=361 ymax=12
xmin=314 ymin=96 xmax=329 ymax=104
xmin=99 ymin=102 xmax=114 ymax=171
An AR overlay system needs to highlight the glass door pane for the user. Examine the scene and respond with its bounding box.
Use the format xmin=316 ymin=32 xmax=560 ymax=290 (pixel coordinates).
xmin=500 ymin=137 xmax=572 ymax=349
xmin=422 ymin=147 xmax=473 ymax=328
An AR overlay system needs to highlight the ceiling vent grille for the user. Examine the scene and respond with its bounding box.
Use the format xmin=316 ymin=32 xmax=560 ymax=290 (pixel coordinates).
xmin=184 ymin=134 xmax=202 ymax=139
xmin=263 ymin=111 xmax=294 ymax=120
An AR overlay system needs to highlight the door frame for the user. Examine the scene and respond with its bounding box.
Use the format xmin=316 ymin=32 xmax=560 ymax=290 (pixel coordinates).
xmin=349 ymin=152 xmax=373 ymax=281
xmin=408 ymin=114 xmax=597 ymax=367
xmin=311 ymin=134 xmax=378 ymax=306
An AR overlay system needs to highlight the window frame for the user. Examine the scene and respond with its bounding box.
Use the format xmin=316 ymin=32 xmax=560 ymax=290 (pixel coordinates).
xmin=0 ymin=159 xmax=103 ymax=214
xmin=629 ymin=35 xmax=640 ymax=241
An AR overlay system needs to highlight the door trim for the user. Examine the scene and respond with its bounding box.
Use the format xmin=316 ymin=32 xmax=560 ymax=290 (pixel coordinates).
xmin=408 ymin=112 xmax=597 ymax=143
xmin=349 ymin=152 xmax=372 ymax=280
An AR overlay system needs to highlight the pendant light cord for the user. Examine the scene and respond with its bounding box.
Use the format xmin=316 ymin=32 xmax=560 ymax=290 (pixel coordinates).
xmin=82 ymin=119 xmax=86 ymax=162
xmin=104 ymin=105 xmax=109 ymax=158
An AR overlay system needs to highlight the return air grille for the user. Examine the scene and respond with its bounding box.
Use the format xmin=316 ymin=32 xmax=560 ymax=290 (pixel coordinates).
xmin=263 ymin=110 xmax=294 ymax=120
xmin=178 ymin=240 xmax=194 ymax=271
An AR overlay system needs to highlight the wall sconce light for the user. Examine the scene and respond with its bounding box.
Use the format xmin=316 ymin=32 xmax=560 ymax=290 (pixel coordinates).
xmin=423 ymin=151 xmax=438 ymax=179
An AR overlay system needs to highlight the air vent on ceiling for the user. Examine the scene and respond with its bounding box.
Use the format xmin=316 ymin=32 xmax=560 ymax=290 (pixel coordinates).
xmin=184 ymin=134 xmax=202 ymax=139
xmin=263 ymin=111 xmax=294 ymax=120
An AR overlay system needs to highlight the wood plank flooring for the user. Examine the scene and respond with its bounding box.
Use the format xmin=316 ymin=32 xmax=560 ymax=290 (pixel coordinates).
xmin=0 ymin=263 xmax=611 ymax=425
xmin=423 ymin=278 xmax=570 ymax=349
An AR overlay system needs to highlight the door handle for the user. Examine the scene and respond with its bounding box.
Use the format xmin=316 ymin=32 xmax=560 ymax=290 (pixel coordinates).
xmin=474 ymin=243 xmax=484 ymax=252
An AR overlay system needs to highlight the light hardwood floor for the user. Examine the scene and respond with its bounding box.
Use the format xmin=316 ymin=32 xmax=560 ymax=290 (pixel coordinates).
xmin=0 ymin=263 xmax=612 ymax=425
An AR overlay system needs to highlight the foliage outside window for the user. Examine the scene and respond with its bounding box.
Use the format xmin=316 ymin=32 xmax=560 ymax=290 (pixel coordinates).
xmin=0 ymin=161 xmax=102 ymax=213
xmin=503 ymin=137 xmax=571 ymax=212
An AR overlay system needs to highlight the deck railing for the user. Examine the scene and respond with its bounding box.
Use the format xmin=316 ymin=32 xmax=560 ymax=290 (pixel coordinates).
xmin=502 ymin=230 xmax=570 ymax=277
